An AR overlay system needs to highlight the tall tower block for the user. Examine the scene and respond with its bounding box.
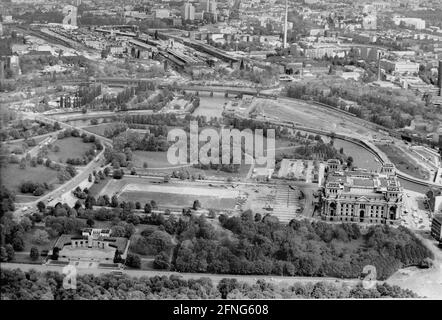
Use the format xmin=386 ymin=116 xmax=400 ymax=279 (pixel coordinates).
xmin=283 ymin=0 xmax=288 ymax=48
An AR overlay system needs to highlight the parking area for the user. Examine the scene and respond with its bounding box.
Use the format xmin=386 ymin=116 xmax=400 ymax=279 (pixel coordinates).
xmin=401 ymin=190 xmax=432 ymax=231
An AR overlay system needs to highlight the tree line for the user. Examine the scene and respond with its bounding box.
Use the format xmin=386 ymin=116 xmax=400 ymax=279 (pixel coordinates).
xmin=144 ymin=211 xmax=433 ymax=280
xmin=285 ymin=78 xmax=429 ymax=129
xmin=0 ymin=120 xmax=61 ymax=142
xmin=0 ymin=269 xmax=418 ymax=300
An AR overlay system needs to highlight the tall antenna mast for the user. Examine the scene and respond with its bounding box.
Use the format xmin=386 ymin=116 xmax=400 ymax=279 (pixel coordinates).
xmin=283 ymin=0 xmax=288 ymax=49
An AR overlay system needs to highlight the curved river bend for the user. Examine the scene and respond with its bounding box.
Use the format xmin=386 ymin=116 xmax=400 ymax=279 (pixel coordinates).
xmin=333 ymin=139 xmax=428 ymax=194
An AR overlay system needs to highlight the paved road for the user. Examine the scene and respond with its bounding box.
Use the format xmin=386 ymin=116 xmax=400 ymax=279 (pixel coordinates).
xmin=0 ymin=262 xmax=361 ymax=287
xmin=13 ymin=112 xmax=112 ymax=218
xmin=32 ymin=113 xmax=113 ymax=145
xmin=21 ymin=136 xmax=55 ymax=159
xmin=14 ymin=148 xmax=106 ymax=219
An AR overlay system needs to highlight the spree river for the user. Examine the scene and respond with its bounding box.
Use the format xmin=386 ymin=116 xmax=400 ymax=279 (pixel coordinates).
xmin=333 ymin=139 xmax=428 ymax=194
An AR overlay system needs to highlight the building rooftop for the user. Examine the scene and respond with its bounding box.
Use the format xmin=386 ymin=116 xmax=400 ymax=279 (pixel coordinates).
xmin=54 ymin=234 xmax=129 ymax=253
xmin=326 ymin=168 xmax=402 ymax=198
xmin=351 ymin=178 xmax=374 ymax=188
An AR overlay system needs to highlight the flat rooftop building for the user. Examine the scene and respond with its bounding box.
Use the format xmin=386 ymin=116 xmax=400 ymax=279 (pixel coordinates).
xmin=52 ymin=228 xmax=130 ymax=265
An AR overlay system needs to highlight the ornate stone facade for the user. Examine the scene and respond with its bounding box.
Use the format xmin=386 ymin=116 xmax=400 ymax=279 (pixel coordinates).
xmin=321 ymin=163 xmax=403 ymax=225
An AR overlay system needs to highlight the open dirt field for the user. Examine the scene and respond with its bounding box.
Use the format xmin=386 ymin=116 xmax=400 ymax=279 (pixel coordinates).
xmin=257 ymin=98 xmax=377 ymax=140
xmin=120 ymin=190 xmax=236 ymax=210
xmin=99 ymin=177 xmax=240 ymax=210
xmin=98 ymin=176 xmax=304 ymax=217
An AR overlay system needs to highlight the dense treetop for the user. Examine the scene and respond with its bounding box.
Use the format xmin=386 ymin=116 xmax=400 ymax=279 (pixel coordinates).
xmin=0 ymin=269 xmax=418 ymax=300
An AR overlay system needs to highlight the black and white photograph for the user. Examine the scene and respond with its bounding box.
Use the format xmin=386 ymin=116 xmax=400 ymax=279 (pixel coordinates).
xmin=0 ymin=0 xmax=441 ymax=307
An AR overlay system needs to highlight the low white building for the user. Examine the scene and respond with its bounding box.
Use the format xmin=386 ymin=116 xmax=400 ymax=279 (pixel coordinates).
xmin=393 ymin=17 xmax=426 ymax=30
xmin=154 ymin=8 xmax=170 ymax=19
xmin=362 ymin=15 xmax=377 ymax=30
xmin=340 ymin=71 xmax=361 ymax=81
xmin=380 ymin=59 xmax=419 ymax=75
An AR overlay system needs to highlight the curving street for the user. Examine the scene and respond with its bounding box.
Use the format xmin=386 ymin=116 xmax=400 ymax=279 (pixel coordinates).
xmin=0 ymin=262 xmax=361 ymax=287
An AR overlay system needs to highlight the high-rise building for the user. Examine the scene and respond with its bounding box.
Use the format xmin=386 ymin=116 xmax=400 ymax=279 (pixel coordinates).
xmin=283 ymin=0 xmax=288 ymax=48
xmin=199 ymin=0 xmax=216 ymax=13
xmin=198 ymin=0 xmax=208 ymax=11
xmin=208 ymin=0 xmax=217 ymax=14
xmin=182 ymin=2 xmax=195 ymax=21
xmin=199 ymin=0 xmax=217 ymax=22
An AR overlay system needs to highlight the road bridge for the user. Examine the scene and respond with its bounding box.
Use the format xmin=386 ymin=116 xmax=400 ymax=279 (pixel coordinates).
xmin=161 ymin=84 xmax=278 ymax=99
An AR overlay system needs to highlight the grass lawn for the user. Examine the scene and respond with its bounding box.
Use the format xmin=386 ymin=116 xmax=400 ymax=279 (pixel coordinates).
xmin=376 ymin=144 xmax=430 ymax=180
xmin=11 ymin=252 xmax=46 ymax=264
xmin=88 ymin=177 xmax=112 ymax=197
xmin=10 ymin=226 xmax=59 ymax=264
xmin=132 ymin=150 xmax=251 ymax=179
xmin=413 ymin=148 xmax=438 ymax=164
xmin=3 ymin=141 xmax=28 ymax=154
xmin=132 ymin=151 xmax=172 ymax=169
xmin=47 ymin=137 xmax=93 ymax=164
xmin=0 ymin=163 xmax=59 ymax=194
xmin=2 ymin=137 xmax=47 ymax=155
xmin=274 ymin=139 xmax=302 ymax=158
xmin=21 ymin=226 xmax=58 ymax=252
